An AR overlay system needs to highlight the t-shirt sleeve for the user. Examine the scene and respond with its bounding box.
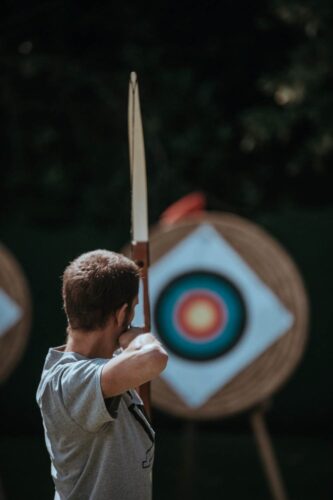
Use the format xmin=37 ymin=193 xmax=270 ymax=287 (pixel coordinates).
xmin=59 ymin=359 xmax=118 ymax=433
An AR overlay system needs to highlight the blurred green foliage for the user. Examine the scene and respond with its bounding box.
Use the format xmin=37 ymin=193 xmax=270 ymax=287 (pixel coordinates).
xmin=1 ymin=0 xmax=332 ymax=230
xmin=0 ymin=0 xmax=333 ymax=436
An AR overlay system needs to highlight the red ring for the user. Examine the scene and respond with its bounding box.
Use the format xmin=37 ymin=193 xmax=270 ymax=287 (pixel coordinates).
xmin=174 ymin=290 xmax=227 ymax=341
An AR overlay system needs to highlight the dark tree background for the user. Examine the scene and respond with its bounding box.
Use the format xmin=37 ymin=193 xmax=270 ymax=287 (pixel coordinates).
xmin=1 ymin=0 xmax=332 ymax=227
xmin=0 ymin=1 xmax=332 ymax=499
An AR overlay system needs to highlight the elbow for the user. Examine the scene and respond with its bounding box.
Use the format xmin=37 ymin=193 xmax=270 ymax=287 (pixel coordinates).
xmin=159 ymin=347 xmax=169 ymax=371
xmin=150 ymin=345 xmax=169 ymax=375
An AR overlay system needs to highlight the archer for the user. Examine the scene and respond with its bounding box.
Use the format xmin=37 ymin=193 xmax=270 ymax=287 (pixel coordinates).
xmin=36 ymin=249 xmax=168 ymax=500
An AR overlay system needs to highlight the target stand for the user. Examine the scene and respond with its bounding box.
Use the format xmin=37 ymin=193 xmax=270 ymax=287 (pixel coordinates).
xmin=134 ymin=212 xmax=308 ymax=500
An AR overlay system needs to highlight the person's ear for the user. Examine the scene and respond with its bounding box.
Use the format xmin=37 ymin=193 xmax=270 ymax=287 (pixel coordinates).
xmin=115 ymin=303 xmax=128 ymax=327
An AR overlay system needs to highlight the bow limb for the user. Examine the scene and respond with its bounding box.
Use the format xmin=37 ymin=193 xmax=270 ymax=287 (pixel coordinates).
xmin=128 ymin=72 xmax=151 ymax=417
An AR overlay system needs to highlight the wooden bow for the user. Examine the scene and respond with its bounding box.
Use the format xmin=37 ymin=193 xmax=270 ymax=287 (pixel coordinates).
xmin=128 ymin=72 xmax=151 ymax=417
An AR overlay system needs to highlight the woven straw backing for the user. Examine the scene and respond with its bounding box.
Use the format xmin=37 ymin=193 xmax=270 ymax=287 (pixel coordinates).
xmin=0 ymin=244 xmax=32 ymax=383
xmin=150 ymin=213 xmax=308 ymax=420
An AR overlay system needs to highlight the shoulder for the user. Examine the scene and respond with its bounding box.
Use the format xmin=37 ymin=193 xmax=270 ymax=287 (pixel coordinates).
xmin=36 ymin=349 xmax=106 ymax=403
xmin=37 ymin=349 xmax=117 ymax=432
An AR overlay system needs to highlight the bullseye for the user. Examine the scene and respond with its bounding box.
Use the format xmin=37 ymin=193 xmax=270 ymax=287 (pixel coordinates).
xmin=175 ymin=291 xmax=227 ymax=341
xmin=154 ymin=270 xmax=247 ymax=361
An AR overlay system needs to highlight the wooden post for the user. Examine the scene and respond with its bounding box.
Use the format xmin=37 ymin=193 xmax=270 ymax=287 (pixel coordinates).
xmin=178 ymin=421 xmax=196 ymax=499
xmin=250 ymin=405 xmax=288 ymax=500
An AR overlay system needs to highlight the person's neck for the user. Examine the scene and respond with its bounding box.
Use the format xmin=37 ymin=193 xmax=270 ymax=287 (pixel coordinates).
xmin=65 ymin=323 xmax=120 ymax=359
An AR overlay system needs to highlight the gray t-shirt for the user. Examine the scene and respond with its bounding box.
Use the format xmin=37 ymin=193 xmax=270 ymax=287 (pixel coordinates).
xmin=36 ymin=347 xmax=154 ymax=500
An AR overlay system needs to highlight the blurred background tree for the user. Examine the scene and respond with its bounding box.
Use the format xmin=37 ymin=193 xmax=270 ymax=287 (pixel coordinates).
xmin=1 ymin=0 xmax=332 ymax=229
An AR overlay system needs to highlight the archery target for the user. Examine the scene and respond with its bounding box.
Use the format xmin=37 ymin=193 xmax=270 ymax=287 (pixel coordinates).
xmin=0 ymin=244 xmax=31 ymax=382
xmin=129 ymin=213 xmax=308 ymax=419
xmin=155 ymin=271 xmax=246 ymax=361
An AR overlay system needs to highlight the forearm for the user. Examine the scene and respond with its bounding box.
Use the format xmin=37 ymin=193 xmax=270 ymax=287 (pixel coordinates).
xmin=101 ymin=333 xmax=168 ymax=398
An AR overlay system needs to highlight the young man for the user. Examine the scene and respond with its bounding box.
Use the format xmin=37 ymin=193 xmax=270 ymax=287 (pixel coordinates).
xmin=36 ymin=249 xmax=168 ymax=500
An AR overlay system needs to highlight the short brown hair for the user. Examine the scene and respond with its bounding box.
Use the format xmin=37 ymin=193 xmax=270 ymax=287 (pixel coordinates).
xmin=62 ymin=250 xmax=140 ymax=331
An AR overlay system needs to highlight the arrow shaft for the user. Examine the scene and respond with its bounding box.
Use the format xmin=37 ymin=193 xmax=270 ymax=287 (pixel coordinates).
xmin=131 ymin=241 xmax=151 ymax=415
xmin=131 ymin=241 xmax=151 ymax=331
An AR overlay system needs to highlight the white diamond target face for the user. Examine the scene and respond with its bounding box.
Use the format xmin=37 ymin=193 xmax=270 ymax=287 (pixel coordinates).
xmin=133 ymin=224 xmax=294 ymax=407
xmin=155 ymin=271 xmax=247 ymax=361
